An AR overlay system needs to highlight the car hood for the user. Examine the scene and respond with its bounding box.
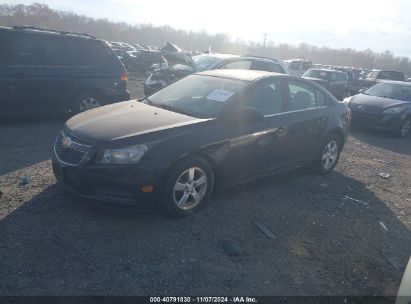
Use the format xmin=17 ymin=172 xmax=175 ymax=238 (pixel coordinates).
xmin=65 ymin=100 xmax=206 ymax=144
xmin=348 ymin=94 xmax=409 ymax=114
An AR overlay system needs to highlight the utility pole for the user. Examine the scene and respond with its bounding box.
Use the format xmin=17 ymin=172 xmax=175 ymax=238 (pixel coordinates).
xmin=263 ymin=32 xmax=267 ymax=49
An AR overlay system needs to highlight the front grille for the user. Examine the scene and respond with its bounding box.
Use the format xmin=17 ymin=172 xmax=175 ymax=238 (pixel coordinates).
xmin=54 ymin=132 xmax=91 ymax=166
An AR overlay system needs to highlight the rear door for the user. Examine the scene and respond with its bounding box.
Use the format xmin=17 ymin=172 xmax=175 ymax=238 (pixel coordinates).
xmin=285 ymin=79 xmax=329 ymax=162
xmin=222 ymin=78 xmax=292 ymax=182
xmin=0 ymin=30 xmax=12 ymax=116
xmin=7 ymin=32 xmax=71 ymax=115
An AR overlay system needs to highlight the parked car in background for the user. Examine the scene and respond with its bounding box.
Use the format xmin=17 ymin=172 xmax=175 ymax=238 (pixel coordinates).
xmin=53 ymin=69 xmax=350 ymax=217
xmin=0 ymin=26 xmax=130 ymax=117
xmin=144 ymin=54 xmax=286 ymax=95
xmin=345 ymin=81 xmax=411 ymax=137
xmin=283 ymin=59 xmax=313 ymax=76
xmin=302 ymin=69 xmax=348 ymax=100
xmin=363 ymin=70 xmax=405 ymax=88
xmin=123 ymin=50 xmax=167 ymax=73
xmin=334 ymin=67 xmax=363 ymax=96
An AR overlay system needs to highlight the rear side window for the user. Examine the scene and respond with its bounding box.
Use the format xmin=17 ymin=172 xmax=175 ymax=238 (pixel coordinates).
xmin=252 ymin=60 xmax=284 ymax=73
xmin=69 ymin=38 xmax=112 ymax=66
xmin=8 ymin=33 xmax=69 ymax=66
xmin=9 ymin=33 xmax=39 ymax=65
xmin=288 ymin=82 xmax=317 ymax=110
xmin=0 ymin=31 xmax=8 ymax=65
xmin=315 ymin=90 xmax=327 ymax=107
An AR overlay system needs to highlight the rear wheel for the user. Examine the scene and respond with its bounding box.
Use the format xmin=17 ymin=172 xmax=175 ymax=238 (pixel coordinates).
xmin=397 ymin=117 xmax=411 ymax=137
xmin=162 ymin=156 xmax=214 ymax=217
xmin=72 ymin=92 xmax=103 ymax=114
xmin=313 ymin=135 xmax=341 ymax=174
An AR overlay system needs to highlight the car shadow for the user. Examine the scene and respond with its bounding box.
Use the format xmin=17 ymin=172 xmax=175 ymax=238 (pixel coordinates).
xmin=350 ymin=128 xmax=411 ymax=156
xmin=0 ymin=116 xmax=65 ymax=175
xmin=0 ymin=170 xmax=410 ymax=296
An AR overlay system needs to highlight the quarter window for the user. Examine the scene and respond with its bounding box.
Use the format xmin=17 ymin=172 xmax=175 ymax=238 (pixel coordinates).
xmin=288 ymin=82 xmax=317 ymax=110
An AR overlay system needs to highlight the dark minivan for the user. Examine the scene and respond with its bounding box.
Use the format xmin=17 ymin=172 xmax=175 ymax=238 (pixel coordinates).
xmin=0 ymin=26 xmax=130 ymax=117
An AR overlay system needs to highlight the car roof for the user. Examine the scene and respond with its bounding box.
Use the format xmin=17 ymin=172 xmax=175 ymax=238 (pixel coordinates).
xmin=309 ymin=68 xmax=345 ymax=74
xmin=378 ymin=80 xmax=411 ymax=86
xmin=0 ymin=25 xmax=96 ymax=39
xmin=195 ymin=53 xmax=239 ymax=59
xmin=195 ymin=69 xmax=284 ymax=82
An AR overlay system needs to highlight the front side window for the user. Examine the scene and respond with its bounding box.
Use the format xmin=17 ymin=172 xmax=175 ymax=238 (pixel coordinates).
xmin=288 ymin=82 xmax=317 ymax=111
xmin=147 ymin=74 xmax=247 ymax=118
xmin=243 ymin=80 xmax=284 ymax=115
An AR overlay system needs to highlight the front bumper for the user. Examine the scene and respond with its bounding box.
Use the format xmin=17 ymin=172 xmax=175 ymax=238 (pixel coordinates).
xmin=52 ymin=155 xmax=161 ymax=206
xmin=350 ymin=110 xmax=403 ymax=130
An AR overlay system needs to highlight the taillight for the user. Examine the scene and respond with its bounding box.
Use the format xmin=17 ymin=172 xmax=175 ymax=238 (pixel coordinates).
xmin=120 ymin=72 xmax=128 ymax=81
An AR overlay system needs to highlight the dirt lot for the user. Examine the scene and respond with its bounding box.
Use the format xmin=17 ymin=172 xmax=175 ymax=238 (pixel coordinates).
xmin=0 ymin=79 xmax=410 ymax=296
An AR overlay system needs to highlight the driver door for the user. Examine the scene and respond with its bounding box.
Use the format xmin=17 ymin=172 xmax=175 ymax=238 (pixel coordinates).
xmin=221 ymin=78 xmax=292 ymax=183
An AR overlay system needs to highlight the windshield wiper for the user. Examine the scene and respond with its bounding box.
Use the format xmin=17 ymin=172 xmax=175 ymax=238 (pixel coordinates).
xmin=154 ymin=104 xmax=193 ymax=116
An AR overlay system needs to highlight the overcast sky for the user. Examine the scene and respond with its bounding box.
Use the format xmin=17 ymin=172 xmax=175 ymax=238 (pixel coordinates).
xmin=5 ymin=0 xmax=411 ymax=57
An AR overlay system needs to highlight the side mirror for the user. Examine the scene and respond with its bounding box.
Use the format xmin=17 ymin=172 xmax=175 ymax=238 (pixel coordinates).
xmin=236 ymin=107 xmax=264 ymax=123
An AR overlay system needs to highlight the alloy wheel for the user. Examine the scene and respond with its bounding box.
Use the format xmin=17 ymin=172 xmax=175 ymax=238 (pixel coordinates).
xmin=322 ymin=140 xmax=339 ymax=170
xmin=400 ymin=119 xmax=411 ymax=137
xmin=173 ymin=167 xmax=207 ymax=210
xmin=79 ymin=97 xmax=101 ymax=112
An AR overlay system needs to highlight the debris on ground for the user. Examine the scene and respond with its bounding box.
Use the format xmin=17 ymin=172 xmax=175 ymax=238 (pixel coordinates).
xmin=20 ymin=176 xmax=30 ymax=187
xmin=222 ymin=240 xmax=243 ymax=256
xmin=378 ymin=173 xmax=390 ymax=179
xmin=379 ymin=221 xmax=389 ymax=231
xmin=342 ymin=196 xmax=369 ymax=207
xmin=253 ymin=217 xmax=276 ymax=239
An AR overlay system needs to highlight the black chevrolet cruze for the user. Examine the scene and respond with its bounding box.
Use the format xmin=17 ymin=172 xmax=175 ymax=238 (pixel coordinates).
xmin=53 ymin=69 xmax=351 ymax=217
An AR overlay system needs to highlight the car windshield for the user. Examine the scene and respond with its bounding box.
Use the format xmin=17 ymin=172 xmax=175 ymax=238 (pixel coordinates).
xmin=192 ymin=55 xmax=221 ymax=71
xmin=365 ymin=83 xmax=411 ymax=101
xmin=303 ymin=70 xmax=329 ymax=80
xmin=147 ymin=74 xmax=246 ymax=118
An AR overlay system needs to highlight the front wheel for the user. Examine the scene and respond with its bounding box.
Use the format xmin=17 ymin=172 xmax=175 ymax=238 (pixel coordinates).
xmin=162 ymin=156 xmax=214 ymax=217
xmin=72 ymin=92 xmax=103 ymax=114
xmin=397 ymin=117 xmax=411 ymax=137
xmin=312 ymin=135 xmax=341 ymax=174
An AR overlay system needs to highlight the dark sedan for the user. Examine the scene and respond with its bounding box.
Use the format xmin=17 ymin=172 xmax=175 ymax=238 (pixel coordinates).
xmin=53 ymin=70 xmax=351 ymax=217
xmin=302 ymin=69 xmax=348 ymax=100
xmin=345 ymin=81 xmax=411 ymax=137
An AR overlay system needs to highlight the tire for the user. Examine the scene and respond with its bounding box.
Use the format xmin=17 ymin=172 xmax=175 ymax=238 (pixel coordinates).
xmin=72 ymin=91 xmax=103 ymax=114
xmin=161 ymin=155 xmax=214 ymax=218
xmin=312 ymin=134 xmax=342 ymax=174
xmin=397 ymin=117 xmax=411 ymax=137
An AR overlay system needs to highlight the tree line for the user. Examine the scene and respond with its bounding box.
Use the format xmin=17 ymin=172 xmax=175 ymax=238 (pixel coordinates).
xmin=1 ymin=3 xmax=411 ymax=75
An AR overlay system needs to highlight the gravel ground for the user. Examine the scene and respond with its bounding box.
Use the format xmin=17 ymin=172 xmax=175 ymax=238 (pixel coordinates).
xmin=0 ymin=79 xmax=410 ymax=296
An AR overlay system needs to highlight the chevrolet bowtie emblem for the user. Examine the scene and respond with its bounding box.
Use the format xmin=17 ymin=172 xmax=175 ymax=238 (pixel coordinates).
xmin=62 ymin=135 xmax=72 ymax=149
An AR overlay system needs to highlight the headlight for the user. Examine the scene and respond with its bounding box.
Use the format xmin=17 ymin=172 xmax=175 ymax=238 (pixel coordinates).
xmin=382 ymin=106 xmax=406 ymax=114
xmin=342 ymin=96 xmax=352 ymax=104
xmin=99 ymin=144 xmax=148 ymax=164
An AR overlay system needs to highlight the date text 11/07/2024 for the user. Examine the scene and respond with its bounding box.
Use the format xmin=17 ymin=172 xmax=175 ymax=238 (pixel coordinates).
xmin=149 ymin=297 xmax=258 ymax=303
